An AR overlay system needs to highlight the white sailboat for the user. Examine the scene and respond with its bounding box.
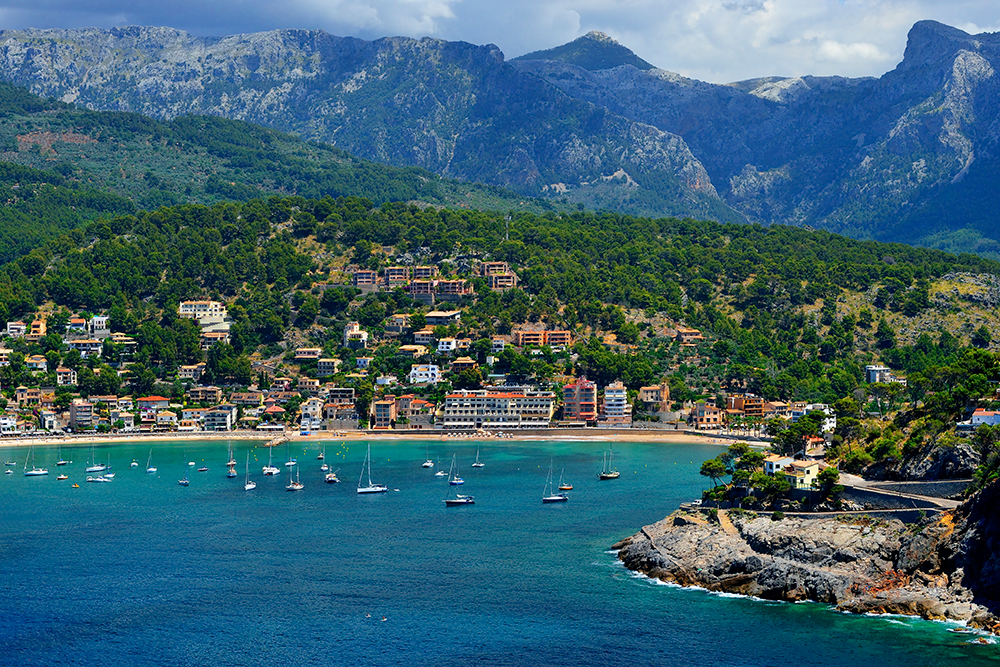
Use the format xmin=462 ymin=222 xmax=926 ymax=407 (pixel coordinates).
xmin=543 ymin=461 xmax=568 ymax=503
xmin=262 ymin=446 xmax=280 ymax=476
xmin=284 ymin=441 xmax=296 ymax=467
xmin=146 ymin=449 xmax=157 ymax=474
xmin=448 ymin=455 xmax=465 ymax=485
xmin=472 ymin=447 xmax=485 ymax=468
xmin=598 ymin=446 xmax=620 ymax=480
xmin=85 ymin=444 xmax=106 ymax=473
xmin=226 ymin=442 xmax=237 ymax=467
xmin=422 ymin=445 xmax=434 ymax=468
xmin=286 ymin=464 xmax=303 ymax=491
xmin=444 ymin=454 xmax=474 ymax=505
xmin=357 ymin=444 xmax=388 ymax=494
xmin=56 ymin=443 xmax=68 ymax=467
xmin=434 ymin=459 xmax=448 ymax=477
xmin=244 ymin=453 xmax=256 ymax=491
xmin=23 ymin=447 xmax=48 ymax=476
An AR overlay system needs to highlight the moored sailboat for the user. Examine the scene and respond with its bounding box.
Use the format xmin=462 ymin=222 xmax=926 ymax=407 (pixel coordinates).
xmin=598 ymin=447 xmax=620 ymax=480
xmin=558 ymin=468 xmax=573 ymax=491
xmin=357 ymin=444 xmax=388 ymax=494
xmin=244 ymin=453 xmax=256 ymax=491
xmin=543 ymin=461 xmax=568 ymax=503
xmin=23 ymin=447 xmax=48 ymax=477
xmin=262 ymin=446 xmax=280 ymax=476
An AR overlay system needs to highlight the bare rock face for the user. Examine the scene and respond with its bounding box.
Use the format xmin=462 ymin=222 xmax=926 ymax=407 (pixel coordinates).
xmin=616 ymin=502 xmax=1000 ymax=631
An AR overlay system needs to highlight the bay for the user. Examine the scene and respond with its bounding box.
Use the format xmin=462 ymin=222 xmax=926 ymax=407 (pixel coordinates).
xmin=0 ymin=438 xmax=994 ymax=666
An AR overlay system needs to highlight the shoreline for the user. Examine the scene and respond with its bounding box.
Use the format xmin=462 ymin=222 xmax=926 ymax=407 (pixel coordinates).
xmin=0 ymin=428 xmax=735 ymax=449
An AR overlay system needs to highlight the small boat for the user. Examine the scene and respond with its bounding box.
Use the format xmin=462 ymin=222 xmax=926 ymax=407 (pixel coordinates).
xmin=557 ymin=468 xmax=573 ymax=491
xmin=598 ymin=447 xmax=620 ymax=481
xmin=71 ymin=483 xmax=79 ymax=488
xmin=325 ymin=469 xmax=340 ymax=483
xmin=284 ymin=442 xmax=296 ymax=467
xmin=86 ymin=476 xmax=111 ymax=483
xmin=56 ymin=444 xmax=69 ymax=467
xmin=146 ymin=449 xmax=157 ymax=474
xmin=3 ymin=461 xmax=15 ymax=467
xmin=103 ymin=472 xmax=115 ymax=479
xmin=178 ymin=478 xmax=189 ymax=486
xmin=226 ymin=442 xmax=237 ymax=467
xmin=422 ymin=445 xmax=434 ymax=468
xmin=434 ymin=459 xmax=447 ymax=478
xmin=472 ymin=447 xmax=485 ymax=468
xmin=244 ymin=453 xmax=256 ymax=491
xmin=357 ymin=444 xmax=388 ymax=494
xmin=320 ymin=461 xmax=329 ymax=472
xmin=23 ymin=447 xmax=48 ymax=477
xmin=543 ymin=461 xmax=568 ymax=503
xmin=227 ymin=466 xmax=238 ymax=478
xmin=57 ymin=474 xmax=68 ymax=480
xmin=188 ymin=461 xmax=196 ymax=467
xmin=448 ymin=455 xmax=465 ymax=485
xmin=317 ymin=446 xmax=325 ymax=461
xmin=130 ymin=459 xmax=139 ymax=468
xmin=286 ymin=466 xmax=303 ymax=491
xmin=4 ymin=469 xmax=11 ymax=475
xmin=198 ymin=466 xmax=209 ymax=472
xmin=444 ymin=494 xmax=475 ymax=506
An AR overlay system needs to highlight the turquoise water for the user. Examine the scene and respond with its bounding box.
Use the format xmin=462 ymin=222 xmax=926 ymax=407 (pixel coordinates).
xmin=1 ymin=438 xmax=995 ymax=666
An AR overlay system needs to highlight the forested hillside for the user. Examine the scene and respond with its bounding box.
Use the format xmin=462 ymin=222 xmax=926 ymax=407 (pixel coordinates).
xmin=0 ymin=82 xmax=556 ymax=263
xmin=4 ymin=193 xmax=1000 ymax=479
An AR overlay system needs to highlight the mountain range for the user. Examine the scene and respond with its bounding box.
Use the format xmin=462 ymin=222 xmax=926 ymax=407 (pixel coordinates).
xmin=0 ymin=20 xmax=997 ymax=252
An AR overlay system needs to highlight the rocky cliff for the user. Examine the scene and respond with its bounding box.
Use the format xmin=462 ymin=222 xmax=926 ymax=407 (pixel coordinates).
xmin=616 ymin=487 xmax=1000 ymax=633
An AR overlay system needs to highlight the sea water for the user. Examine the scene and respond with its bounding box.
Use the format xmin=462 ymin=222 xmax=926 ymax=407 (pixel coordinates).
xmin=0 ymin=439 xmax=995 ymax=666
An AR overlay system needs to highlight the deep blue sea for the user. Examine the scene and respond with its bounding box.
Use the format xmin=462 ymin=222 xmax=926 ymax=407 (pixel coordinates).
xmin=1 ymin=438 xmax=995 ymax=666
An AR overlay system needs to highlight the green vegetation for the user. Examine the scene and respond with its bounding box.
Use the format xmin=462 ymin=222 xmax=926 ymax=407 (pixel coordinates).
xmin=0 ymin=82 xmax=564 ymax=264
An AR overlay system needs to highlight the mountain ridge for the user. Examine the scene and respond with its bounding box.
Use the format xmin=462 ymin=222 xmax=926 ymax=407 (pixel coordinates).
xmin=1 ymin=21 xmax=1000 ymax=250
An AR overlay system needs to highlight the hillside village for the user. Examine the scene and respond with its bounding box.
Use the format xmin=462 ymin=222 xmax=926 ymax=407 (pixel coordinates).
xmin=0 ymin=256 xmax=908 ymax=447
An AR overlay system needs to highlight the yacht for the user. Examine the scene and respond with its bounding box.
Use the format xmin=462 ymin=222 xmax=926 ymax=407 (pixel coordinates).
xmin=357 ymin=445 xmax=388 ymax=494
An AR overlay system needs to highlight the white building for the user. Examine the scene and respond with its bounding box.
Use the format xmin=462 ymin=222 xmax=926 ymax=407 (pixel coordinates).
xmin=599 ymin=381 xmax=632 ymax=427
xmin=790 ymin=403 xmax=837 ymax=433
xmin=344 ymin=322 xmax=369 ymax=349
xmin=439 ymin=389 xmax=555 ymax=430
xmin=408 ymin=364 xmax=441 ymax=385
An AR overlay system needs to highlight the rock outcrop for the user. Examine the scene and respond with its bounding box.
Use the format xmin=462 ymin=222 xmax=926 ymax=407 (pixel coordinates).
xmin=616 ymin=493 xmax=1000 ymax=632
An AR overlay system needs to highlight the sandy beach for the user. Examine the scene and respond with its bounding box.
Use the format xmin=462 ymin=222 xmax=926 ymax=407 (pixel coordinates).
xmin=0 ymin=428 xmax=752 ymax=449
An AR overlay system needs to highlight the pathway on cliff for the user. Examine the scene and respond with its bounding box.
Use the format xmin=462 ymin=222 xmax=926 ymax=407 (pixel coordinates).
xmin=840 ymin=473 xmax=962 ymax=510
xmin=717 ymin=510 xmax=739 ymax=537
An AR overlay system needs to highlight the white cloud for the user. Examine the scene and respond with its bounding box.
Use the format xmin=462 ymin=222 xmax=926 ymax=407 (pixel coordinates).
xmin=0 ymin=0 xmax=996 ymax=82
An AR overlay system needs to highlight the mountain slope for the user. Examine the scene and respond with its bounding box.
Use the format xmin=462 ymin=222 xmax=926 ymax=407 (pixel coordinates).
xmin=0 ymin=26 xmax=733 ymax=222
xmin=0 ymin=81 xmax=570 ymax=263
xmin=514 ymin=21 xmax=1000 ymax=250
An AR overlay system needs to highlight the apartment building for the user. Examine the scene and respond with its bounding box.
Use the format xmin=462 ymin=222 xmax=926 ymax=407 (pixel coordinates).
xmin=599 ymin=381 xmax=632 ymax=427
xmin=439 ymin=389 xmax=555 ymax=430
xmin=563 ymin=376 xmax=598 ymax=422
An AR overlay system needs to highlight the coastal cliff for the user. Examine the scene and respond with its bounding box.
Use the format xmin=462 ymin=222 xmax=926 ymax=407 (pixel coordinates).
xmin=615 ymin=483 xmax=1000 ymax=633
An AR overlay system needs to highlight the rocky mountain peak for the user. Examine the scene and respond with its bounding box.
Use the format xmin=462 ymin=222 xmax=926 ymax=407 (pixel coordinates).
xmin=513 ymin=31 xmax=654 ymax=71
xmin=897 ymin=20 xmax=994 ymax=72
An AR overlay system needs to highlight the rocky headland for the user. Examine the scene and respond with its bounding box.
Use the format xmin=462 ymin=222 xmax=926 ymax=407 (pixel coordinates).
xmin=615 ymin=480 xmax=1000 ymax=633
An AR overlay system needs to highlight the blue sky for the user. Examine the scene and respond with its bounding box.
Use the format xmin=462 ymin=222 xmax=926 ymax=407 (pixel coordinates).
xmin=0 ymin=0 xmax=996 ymax=82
